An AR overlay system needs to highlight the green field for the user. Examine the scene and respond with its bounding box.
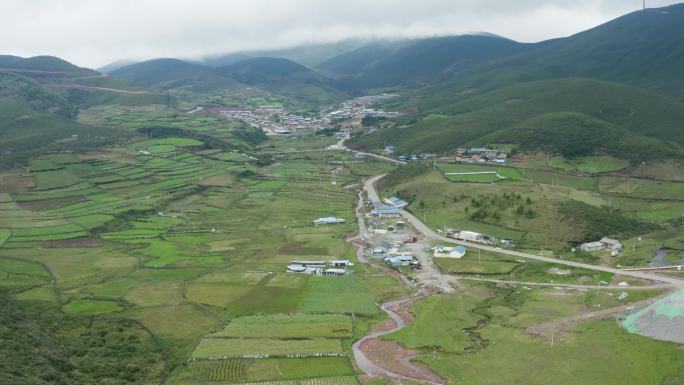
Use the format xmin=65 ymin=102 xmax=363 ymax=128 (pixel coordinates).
xmin=439 ymin=163 xmax=523 ymax=183
xmin=387 ymin=283 xmax=684 ymax=385
xmin=191 ymin=338 xmax=344 ymax=359
xmin=212 ymin=314 xmax=353 ymax=339
xmin=549 ymin=155 xmax=630 ymax=174
xmin=3 ymin=64 xmax=684 ymax=385
xmin=168 ymin=357 xmax=355 ymax=384
xmin=62 ymin=299 xmax=124 ymax=315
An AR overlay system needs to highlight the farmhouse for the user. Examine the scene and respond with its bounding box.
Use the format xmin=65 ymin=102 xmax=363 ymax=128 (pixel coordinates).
xmin=331 ymin=260 xmax=354 ymax=267
xmin=287 ymin=265 xmax=323 ymax=275
xmin=372 ymin=240 xmax=392 ymax=257
xmin=371 ymin=202 xmax=402 ymax=218
xmin=290 ymin=261 xmax=327 ymax=267
xmin=456 ymin=231 xmax=482 ymax=242
xmin=287 ymin=260 xmax=351 ymax=276
xmin=313 ymin=217 xmax=346 ymax=225
xmin=386 ymin=254 xmax=415 ymax=268
xmin=432 ymin=245 xmax=466 ymax=259
xmin=323 ymin=268 xmax=347 ymax=276
xmin=600 ymin=237 xmax=623 ymax=251
xmin=383 ymin=196 xmax=409 ymax=209
xmin=580 ymin=237 xmax=623 ymax=253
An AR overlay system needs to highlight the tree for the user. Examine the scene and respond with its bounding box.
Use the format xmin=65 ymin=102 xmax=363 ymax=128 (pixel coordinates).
xmin=516 ymin=204 xmax=525 ymax=216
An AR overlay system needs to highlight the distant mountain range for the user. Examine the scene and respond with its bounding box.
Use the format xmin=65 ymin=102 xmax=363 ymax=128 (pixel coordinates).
xmin=2 ymin=3 xmax=684 ymax=162
xmin=107 ymin=56 xmax=345 ymax=105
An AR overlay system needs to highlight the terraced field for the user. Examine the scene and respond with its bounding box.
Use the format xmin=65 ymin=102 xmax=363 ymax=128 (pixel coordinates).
xmin=1 ymin=135 xmax=395 ymax=385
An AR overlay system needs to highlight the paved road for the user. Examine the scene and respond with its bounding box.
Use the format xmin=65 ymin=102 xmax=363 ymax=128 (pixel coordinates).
xmin=456 ymin=276 xmax=673 ymax=290
xmin=363 ymin=175 xmax=684 ymax=288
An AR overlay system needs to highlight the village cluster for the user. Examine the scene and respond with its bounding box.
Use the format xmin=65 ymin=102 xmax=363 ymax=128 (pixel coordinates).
xmin=219 ymin=108 xmax=325 ymax=135
xmin=325 ymin=93 xmax=401 ymax=122
xmin=216 ymin=93 xmax=401 ymax=136
xmin=441 ymin=147 xmax=512 ymax=164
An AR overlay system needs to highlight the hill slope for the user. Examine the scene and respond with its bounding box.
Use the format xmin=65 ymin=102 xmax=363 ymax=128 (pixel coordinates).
xmin=215 ymin=57 xmax=346 ymax=105
xmin=108 ymin=58 xmax=240 ymax=91
xmin=318 ymin=35 xmax=526 ymax=89
xmin=0 ymin=55 xmax=93 ymax=74
xmin=413 ymin=4 xmax=684 ymax=104
xmin=0 ymin=73 xmax=124 ymax=165
xmin=349 ymin=78 xmax=684 ymax=160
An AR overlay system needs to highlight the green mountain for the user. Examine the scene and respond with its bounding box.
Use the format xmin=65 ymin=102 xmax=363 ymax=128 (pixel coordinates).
xmin=0 ymin=55 xmax=92 ymax=73
xmin=317 ymin=35 xmax=527 ymax=89
xmin=349 ymin=78 xmax=684 ymax=160
xmin=0 ymin=73 xmax=123 ymax=165
xmin=455 ymin=5 xmax=684 ymax=100
xmin=348 ymin=4 xmax=684 ymax=159
xmin=404 ymin=4 xmax=684 ymax=107
xmin=199 ymin=53 xmax=253 ymax=68
xmin=108 ymin=58 xmax=239 ymax=91
xmin=215 ymin=57 xmax=347 ymax=105
xmin=0 ymin=72 xmax=76 ymax=117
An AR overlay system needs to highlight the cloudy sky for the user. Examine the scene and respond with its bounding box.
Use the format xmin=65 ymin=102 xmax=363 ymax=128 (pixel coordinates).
xmin=0 ymin=0 xmax=679 ymax=68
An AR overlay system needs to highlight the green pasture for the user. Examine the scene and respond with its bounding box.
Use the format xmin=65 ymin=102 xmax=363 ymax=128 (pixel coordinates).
xmin=389 ymin=283 xmax=684 ymax=385
xmin=549 ymin=155 xmax=630 ymax=174
xmin=62 ymin=298 xmax=123 ymax=315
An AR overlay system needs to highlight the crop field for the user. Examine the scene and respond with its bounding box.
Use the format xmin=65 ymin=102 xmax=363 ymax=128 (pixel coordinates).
xmin=0 ymin=132 xmax=400 ymax=384
xmin=131 ymin=137 xmax=205 ymax=154
xmin=211 ymin=314 xmax=353 ymax=339
xmin=438 ymin=163 xmax=523 ymax=182
xmin=0 ymin=257 xmax=52 ymax=287
xmin=298 ymin=276 xmax=380 ymax=315
xmin=168 ymin=357 xmax=356 ymax=384
xmin=191 ymin=338 xmax=344 ymax=359
xmin=62 ymin=298 xmax=124 ymax=315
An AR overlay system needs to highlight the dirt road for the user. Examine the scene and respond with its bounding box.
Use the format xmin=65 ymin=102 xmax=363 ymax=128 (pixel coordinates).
xmin=349 ymin=233 xmax=444 ymax=384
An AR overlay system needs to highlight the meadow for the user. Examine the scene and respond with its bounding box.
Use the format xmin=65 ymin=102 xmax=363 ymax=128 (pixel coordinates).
xmin=384 ymin=162 xmax=684 ymax=255
xmin=386 ymin=282 xmax=684 ymax=385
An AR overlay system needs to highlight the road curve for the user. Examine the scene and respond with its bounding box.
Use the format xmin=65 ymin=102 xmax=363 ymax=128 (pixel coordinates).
xmin=363 ymin=175 xmax=684 ymax=288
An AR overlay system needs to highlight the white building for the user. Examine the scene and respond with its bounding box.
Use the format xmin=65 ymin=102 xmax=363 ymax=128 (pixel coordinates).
xmin=314 ymin=217 xmax=346 ymax=225
xmin=457 ymin=231 xmax=482 ymax=242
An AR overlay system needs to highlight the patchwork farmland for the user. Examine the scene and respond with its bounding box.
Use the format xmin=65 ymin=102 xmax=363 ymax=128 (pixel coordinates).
xmin=0 ymin=131 xmax=402 ymax=385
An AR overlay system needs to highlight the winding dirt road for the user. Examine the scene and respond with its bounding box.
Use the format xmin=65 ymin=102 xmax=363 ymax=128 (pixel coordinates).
xmin=350 ymin=189 xmax=446 ymax=384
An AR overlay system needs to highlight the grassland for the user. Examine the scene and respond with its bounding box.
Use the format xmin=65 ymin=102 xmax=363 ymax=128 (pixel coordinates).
xmin=549 ymin=155 xmax=630 ymax=174
xmin=62 ymin=298 xmax=124 ymax=315
xmin=386 ymin=283 xmax=684 ymax=385
xmin=382 ymin=162 xmax=684 ymax=256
